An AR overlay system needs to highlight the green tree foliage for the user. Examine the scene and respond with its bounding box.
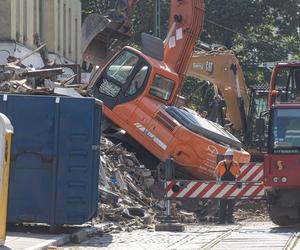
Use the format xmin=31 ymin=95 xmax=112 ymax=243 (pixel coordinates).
xmin=131 ymin=0 xmax=170 ymax=43
xmin=203 ymin=0 xmax=300 ymax=82
xmin=81 ymin=0 xmax=112 ymax=20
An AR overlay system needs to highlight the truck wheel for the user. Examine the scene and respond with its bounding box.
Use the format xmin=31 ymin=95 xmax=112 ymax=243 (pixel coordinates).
xmin=269 ymin=206 xmax=299 ymax=226
xmin=269 ymin=214 xmax=298 ymax=226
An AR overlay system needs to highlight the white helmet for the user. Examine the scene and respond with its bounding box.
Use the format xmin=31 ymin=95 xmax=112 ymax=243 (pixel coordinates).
xmin=224 ymin=149 xmax=234 ymax=157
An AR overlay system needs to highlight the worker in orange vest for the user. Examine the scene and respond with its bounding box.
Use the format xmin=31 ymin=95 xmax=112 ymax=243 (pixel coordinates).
xmin=214 ymin=149 xmax=241 ymax=224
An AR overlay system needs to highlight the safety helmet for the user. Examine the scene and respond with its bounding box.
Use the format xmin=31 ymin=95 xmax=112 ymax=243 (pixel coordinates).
xmin=224 ymin=149 xmax=234 ymax=157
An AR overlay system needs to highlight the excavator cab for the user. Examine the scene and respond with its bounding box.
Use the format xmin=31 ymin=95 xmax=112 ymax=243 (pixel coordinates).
xmin=91 ymin=46 xmax=179 ymax=110
xmin=91 ymin=29 xmax=182 ymax=110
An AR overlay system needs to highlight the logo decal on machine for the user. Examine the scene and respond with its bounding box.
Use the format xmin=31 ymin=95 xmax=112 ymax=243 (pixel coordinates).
xmin=208 ymin=145 xmax=218 ymax=155
xmin=134 ymin=123 xmax=167 ymax=150
xmin=192 ymin=63 xmax=204 ymax=70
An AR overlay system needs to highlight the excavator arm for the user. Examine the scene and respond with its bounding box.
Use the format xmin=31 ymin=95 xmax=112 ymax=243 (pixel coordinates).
xmin=164 ymin=0 xmax=205 ymax=89
xmin=187 ymin=48 xmax=250 ymax=131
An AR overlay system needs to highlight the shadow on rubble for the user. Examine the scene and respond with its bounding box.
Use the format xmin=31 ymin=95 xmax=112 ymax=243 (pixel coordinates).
xmin=0 ymin=246 xmax=12 ymax=250
xmin=270 ymin=224 xmax=300 ymax=234
xmin=67 ymin=233 xmax=113 ymax=248
xmin=7 ymin=223 xmax=81 ymax=234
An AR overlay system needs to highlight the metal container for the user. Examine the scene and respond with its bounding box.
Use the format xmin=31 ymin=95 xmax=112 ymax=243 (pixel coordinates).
xmin=0 ymin=94 xmax=101 ymax=226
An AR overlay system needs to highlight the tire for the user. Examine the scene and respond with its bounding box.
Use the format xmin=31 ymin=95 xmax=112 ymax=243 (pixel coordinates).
xmin=122 ymin=207 xmax=145 ymax=219
xmin=269 ymin=213 xmax=299 ymax=226
xmin=122 ymin=207 xmax=153 ymax=224
xmin=269 ymin=205 xmax=299 ymax=226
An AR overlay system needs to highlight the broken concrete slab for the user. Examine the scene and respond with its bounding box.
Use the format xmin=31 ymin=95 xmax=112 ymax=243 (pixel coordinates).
xmin=4 ymin=226 xmax=96 ymax=250
xmin=5 ymin=231 xmax=69 ymax=250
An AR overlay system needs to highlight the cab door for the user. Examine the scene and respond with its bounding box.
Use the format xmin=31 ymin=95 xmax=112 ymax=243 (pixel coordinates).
xmin=114 ymin=63 xmax=150 ymax=122
xmin=92 ymin=49 xmax=150 ymax=122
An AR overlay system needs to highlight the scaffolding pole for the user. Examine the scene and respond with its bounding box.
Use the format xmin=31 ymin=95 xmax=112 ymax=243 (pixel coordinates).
xmin=154 ymin=0 xmax=161 ymax=38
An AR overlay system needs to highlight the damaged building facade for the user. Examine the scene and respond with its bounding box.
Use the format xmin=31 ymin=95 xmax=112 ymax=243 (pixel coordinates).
xmin=0 ymin=0 xmax=81 ymax=67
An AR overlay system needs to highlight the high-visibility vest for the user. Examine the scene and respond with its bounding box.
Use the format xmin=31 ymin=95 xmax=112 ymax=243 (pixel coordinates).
xmin=216 ymin=160 xmax=240 ymax=180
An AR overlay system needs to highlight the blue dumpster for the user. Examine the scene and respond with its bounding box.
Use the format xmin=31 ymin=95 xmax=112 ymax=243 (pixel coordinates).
xmin=0 ymin=94 xmax=101 ymax=226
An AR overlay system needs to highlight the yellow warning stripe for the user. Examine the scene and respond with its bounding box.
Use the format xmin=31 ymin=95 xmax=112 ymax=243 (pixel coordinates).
xmin=0 ymin=132 xmax=12 ymax=244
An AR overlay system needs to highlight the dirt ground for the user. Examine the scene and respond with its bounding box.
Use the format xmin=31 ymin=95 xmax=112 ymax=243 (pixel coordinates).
xmin=234 ymin=200 xmax=269 ymax=222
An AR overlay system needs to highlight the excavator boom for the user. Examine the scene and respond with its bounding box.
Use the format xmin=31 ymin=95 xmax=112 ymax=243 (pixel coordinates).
xmin=164 ymin=0 xmax=205 ymax=91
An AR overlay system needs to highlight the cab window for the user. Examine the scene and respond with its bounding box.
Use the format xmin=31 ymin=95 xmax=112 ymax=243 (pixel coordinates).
xmin=126 ymin=65 xmax=149 ymax=96
xmin=272 ymin=109 xmax=300 ymax=151
xmin=275 ymin=68 xmax=289 ymax=91
xmin=275 ymin=67 xmax=300 ymax=102
xmin=99 ymin=50 xmax=139 ymax=98
xmin=149 ymin=74 xmax=175 ymax=101
xmin=106 ymin=51 xmax=139 ymax=84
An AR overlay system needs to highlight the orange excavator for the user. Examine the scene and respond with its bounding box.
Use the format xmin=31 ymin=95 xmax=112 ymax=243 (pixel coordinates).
xmin=81 ymin=1 xmax=268 ymax=155
xmin=86 ymin=0 xmax=250 ymax=180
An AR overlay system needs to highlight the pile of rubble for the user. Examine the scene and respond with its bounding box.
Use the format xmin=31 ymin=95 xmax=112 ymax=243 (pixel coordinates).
xmin=0 ymin=38 xmax=88 ymax=97
xmin=97 ymin=137 xmax=161 ymax=232
xmin=234 ymin=200 xmax=269 ymax=222
xmin=0 ymin=59 xmax=87 ymax=97
xmin=96 ymin=137 xmax=198 ymax=233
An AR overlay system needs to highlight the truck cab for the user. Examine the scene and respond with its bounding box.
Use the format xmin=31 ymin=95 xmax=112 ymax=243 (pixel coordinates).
xmin=265 ymin=104 xmax=300 ymax=187
xmin=259 ymin=62 xmax=300 ymax=225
